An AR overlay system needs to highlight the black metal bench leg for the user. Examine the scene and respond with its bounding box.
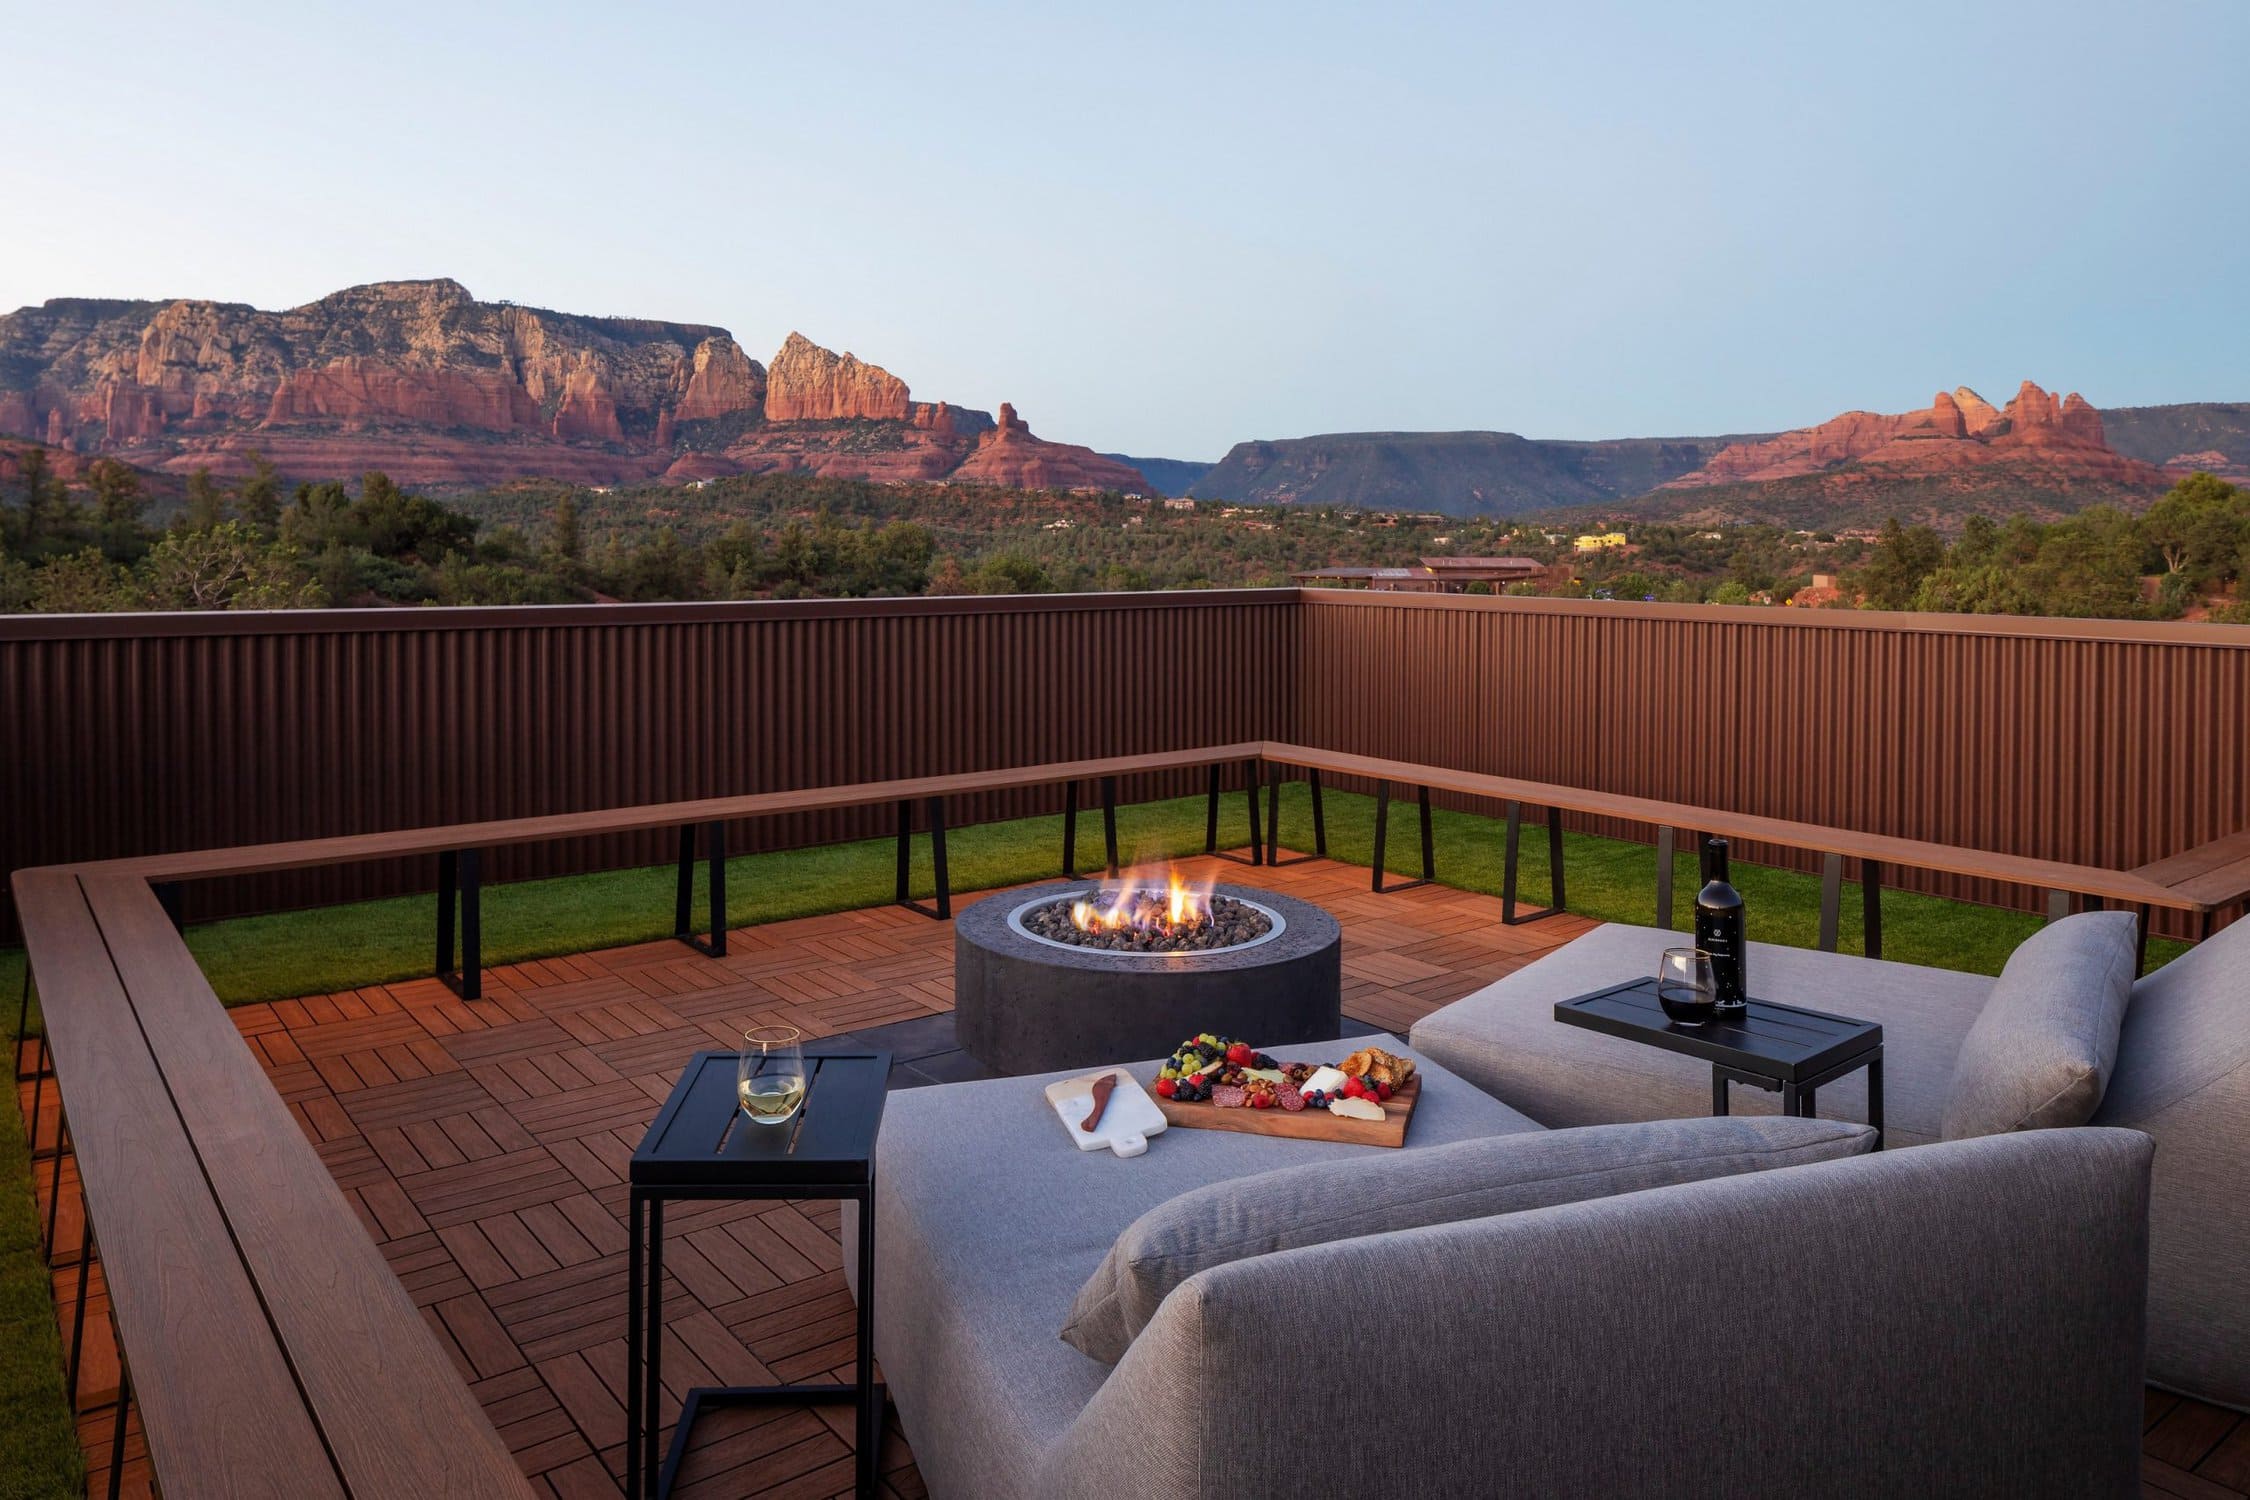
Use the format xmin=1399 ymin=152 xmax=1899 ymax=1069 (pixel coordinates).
xmin=1503 ymin=801 xmax=1564 ymax=924
xmin=1062 ymin=781 xmax=1080 ymax=879
xmin=1372 ymin=781 xmax=1435 ymax=894
xmin=107 ymin=1364 xmax=131 ymax=1500
xmin=1207 ymin=762 xmax=1259 ymax=866
xmin=1819 ymin=852 xmax=1844 ymax=952
xmin=437 ymin=849 xmax=482 ymax=1000
xmin=1204 ymin=765 xmax=1221 ymax=854
xmin=1243 ymin=758 xmax=1263 ymax=866
xmin=896 ymin=798 xmax=952 ymax=920
xmin=1863 ymin=859 xmax=1883 ymax=960
xmin=68 ymin=1221 xmax=91 ymax=1409
xmin=1266 ymin=768 xmax=1327 ymax=869
xmin=2135 ymin=904 xmax=2151 ymax=977
xmin=1656 ymin=826 xmax=1677 ymax=929
xmin=1101 ymin=775 xmax=1118 ymax=877
xmin=1265 ymin=764 xmax=1281 ymax=865
xmin=44 ymin=1112 xmax=67 ymax=1261
xmin=674 ymin=822 xmax=727 ymax=957
xmin=152 ymin=881 xmax=183 ymax=931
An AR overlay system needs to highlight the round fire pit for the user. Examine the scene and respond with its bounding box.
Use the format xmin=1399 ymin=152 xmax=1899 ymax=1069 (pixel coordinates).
xmin=954 ymin=881 xmax=1342 ymax=1076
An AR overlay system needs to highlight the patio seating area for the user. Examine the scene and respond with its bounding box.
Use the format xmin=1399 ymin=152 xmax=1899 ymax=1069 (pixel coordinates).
xmin=18 ymin=854 xmax=2250 ymax=1498
xmin=7 ymin=591 xmax=2249 ymax=1499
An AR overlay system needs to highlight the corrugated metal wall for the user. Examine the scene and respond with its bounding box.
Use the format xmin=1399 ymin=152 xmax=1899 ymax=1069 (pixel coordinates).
xmin=0 ymin=592 xmax=1298 ymax=932
xmin=1295 ymin=592 xmax=2250 ymax=933
xmin=4 ymin=590 xmax=2244 ymax=941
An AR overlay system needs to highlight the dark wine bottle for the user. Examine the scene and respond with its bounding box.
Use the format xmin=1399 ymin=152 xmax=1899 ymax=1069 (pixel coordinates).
xmin=1694 ymin=837 xmax=1748 ymax=1008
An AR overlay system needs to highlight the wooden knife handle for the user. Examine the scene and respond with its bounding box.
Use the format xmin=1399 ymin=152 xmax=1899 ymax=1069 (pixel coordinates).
xmin=1080 ymin=1072 xmax=1118 ymax=1132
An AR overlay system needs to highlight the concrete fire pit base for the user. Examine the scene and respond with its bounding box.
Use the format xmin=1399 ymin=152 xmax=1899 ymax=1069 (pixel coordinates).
xmin=954 ymin=881 xmax=1343 ymax=1076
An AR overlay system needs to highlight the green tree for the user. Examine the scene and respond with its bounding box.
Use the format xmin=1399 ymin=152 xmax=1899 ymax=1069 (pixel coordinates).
xmin=551 ymin=493 xmax=583 ymax=564
xmin=139 ymin=523 xmax=324 ymax=610
xmin=29 ymin=546 xmax=137 ymax=612
xmin=1858 ymin=519 xmax=1946 ymax=611
xmin=966 ymin=550 xmax=1052 ymax=595
xmin=181 ymin=466 xmax=229 ymax=533
xmin=13 ymin=445 xmax=78 ymax=551
xmin=234 ymin=450 xmax=282 ymax=535
xmin=2141 ymin=473 xmax=2246 ymax=591
xmin=88 ymin=458 xmax=150 ymax=562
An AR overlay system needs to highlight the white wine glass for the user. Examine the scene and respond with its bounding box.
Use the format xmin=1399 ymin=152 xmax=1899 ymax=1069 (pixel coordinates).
xmin=737 ymin=1025 xmax=807 ymax=1127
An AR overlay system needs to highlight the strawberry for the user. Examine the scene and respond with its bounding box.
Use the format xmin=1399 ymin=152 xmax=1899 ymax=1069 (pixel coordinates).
xmin=1342 ymin=1076 xmax=1366 ymax=1099
xmin=1154 ymin=1077 xmax=1176 ymax=1098
xmin=1188 ymin=1073 xmax=1206 ymax=1088
xmin=1225 ymin=1042 xmax=1255 ymax=1066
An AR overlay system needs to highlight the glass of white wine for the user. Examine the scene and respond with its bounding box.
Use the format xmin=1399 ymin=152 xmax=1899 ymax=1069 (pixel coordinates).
xmin=737 ymin=1025 xmax=807 ymax=1127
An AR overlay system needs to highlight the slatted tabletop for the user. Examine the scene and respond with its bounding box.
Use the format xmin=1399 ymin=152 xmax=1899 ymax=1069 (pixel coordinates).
xmin=1554 ymin=979 xmax=1883 ymax=1082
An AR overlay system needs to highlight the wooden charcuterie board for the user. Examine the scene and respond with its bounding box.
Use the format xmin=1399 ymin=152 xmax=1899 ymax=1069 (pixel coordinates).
xmin=1153 ymin=1076 xmax=1419 ymax=1148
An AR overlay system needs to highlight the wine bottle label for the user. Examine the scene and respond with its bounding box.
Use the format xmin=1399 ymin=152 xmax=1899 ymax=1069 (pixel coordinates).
xmin=1695 ymin=907 xmax=1747 ymax=1004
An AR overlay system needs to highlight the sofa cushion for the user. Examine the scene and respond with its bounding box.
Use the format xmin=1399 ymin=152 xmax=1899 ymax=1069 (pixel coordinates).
xmin=1941 ymin=910 xmax=2138 ymax=1139
xmin=1411 ymin=923 xmax=1992 ymax=1147
xmin=855 ymin=1037 xmax=1544 ymax=1500
xmin=1059 ymin=1113 xmax=1875 ymax=1363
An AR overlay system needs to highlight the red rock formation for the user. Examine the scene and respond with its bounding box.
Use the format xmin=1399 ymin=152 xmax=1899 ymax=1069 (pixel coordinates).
xmin=673 ymin=335 xmax=765 ymax=422
xmin=948 ymin=403 xmax=1152 ymax=492
xmin=0 ymin=282 xmax=1124 ymax=493
xmin=763 ymin=333 xmax=912 ymax=422
xmin=551 ymin=357 xmax=624 ymax=443
xmin=1667 ymin=381 xmax=2165 ymax=497
xmin=264 ymin=357 xmax=541 ymax=432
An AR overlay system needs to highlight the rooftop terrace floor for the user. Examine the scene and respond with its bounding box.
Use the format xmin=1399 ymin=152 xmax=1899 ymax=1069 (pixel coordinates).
xmin=26 ymin=852 xmax=2249 ymax=1498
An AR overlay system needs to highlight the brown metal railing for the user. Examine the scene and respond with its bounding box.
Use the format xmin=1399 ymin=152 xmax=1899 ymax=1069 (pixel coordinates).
xmin=4 ymin=589 xmax=2244 ymax=941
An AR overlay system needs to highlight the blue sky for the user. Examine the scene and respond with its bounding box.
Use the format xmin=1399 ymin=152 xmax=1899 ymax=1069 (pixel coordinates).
xmin=3 ymin=1 xmax=2243 ymax=458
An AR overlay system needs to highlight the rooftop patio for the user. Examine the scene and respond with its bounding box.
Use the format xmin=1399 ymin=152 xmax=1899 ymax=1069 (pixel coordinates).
xmin=19 ymin=855 xmax=2248 ymax=1499
xmin=6 ymin=591 xmax=2248 ymax=1499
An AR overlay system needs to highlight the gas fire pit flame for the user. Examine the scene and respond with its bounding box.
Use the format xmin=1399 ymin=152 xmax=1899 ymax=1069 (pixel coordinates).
xmin=1071 ymin=868 xmax=1211 ymax=937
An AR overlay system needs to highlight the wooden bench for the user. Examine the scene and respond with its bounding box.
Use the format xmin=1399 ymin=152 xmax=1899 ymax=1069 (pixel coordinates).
xmin=1255 ymin=742 xmax=2206 ymax=965
xmin=12 ymin=868 xmax=536 ymax=1500
xmin=73 ymin=742 xmax=1266 ymax=999
xmin=2131 ymin=830 xmax=2250 ymax=939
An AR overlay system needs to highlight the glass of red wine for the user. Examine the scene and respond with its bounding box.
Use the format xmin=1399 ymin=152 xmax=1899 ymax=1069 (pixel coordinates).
xmin=1657 ymin=948 xmax=1717 ymax=1026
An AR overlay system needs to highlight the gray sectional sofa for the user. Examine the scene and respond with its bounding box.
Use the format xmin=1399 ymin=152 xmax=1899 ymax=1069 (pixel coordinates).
xmin=1410 ymin=911 xmax=2250 ymax=1410
xmin=852 ymin=1039 xmax=2153 ymax=1499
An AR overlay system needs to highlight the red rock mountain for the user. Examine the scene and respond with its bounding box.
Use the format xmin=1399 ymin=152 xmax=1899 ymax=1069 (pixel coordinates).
xmin=1665 ymin=381 xmax=2169 ymax=493
xmin=0 ymin=280 xmax=1153 ymax=493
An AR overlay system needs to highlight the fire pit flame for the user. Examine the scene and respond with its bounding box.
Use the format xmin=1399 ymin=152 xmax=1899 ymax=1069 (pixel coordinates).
xmin=1070 ymin=867 xmax=1212 ymax=938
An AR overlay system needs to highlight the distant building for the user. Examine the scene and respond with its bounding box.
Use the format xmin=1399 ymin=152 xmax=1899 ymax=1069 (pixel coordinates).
xmin=1163 ymin=497 xmax=1197 ymax=511
xmin=1292 ymin=556 xmax=1544 ymax=594
xmin=1573 ymin=532 xmax=1627 ymax=553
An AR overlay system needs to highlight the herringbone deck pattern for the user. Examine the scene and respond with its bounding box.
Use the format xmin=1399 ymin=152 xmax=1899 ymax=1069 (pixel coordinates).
xmin=23 ymin=854 xmax=2250 ymax=1498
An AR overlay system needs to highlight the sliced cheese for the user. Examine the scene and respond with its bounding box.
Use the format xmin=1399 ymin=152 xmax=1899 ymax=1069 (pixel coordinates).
xmin=1327 ymin=1096 xmax=1386 ymax=1122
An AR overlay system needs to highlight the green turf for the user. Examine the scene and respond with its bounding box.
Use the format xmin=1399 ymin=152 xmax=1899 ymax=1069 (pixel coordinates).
xmin=0 ymin=785 xmax=2193 ymax=1490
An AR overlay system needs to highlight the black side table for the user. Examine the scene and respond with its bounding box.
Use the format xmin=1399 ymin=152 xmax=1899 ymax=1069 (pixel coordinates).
xmin=1554 ymin=979 xmax=1884 ymax=1147
xmin=627 ymin=1045 xmax=891 ymax=1499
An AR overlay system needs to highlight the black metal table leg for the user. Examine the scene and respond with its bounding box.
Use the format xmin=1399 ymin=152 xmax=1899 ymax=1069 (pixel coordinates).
xmin=1867 ymin=1052 xmax=1885 ymax=1150
xmin=1780 ymin=1080 xmax=1802 ymax=1117
xmin=855 ymin=1179 xmax=880 ymax=1496
xmin=1711 ymin=1069 xmax=1728 ymax=1116
xmin=626 ymin=1188 xmax=644 ymax=1499
xmin=646 ymin=1195 xmax=664 ymax=1499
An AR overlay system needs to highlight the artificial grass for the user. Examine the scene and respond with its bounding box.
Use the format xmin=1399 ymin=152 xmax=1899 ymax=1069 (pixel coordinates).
xmin=0 ymin=784 xmax=2192 ymax=1492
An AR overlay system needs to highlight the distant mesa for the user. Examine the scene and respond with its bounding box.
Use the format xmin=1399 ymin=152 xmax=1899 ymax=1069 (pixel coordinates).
xmin=0 ymin=280 xmax=1154 ymax=495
